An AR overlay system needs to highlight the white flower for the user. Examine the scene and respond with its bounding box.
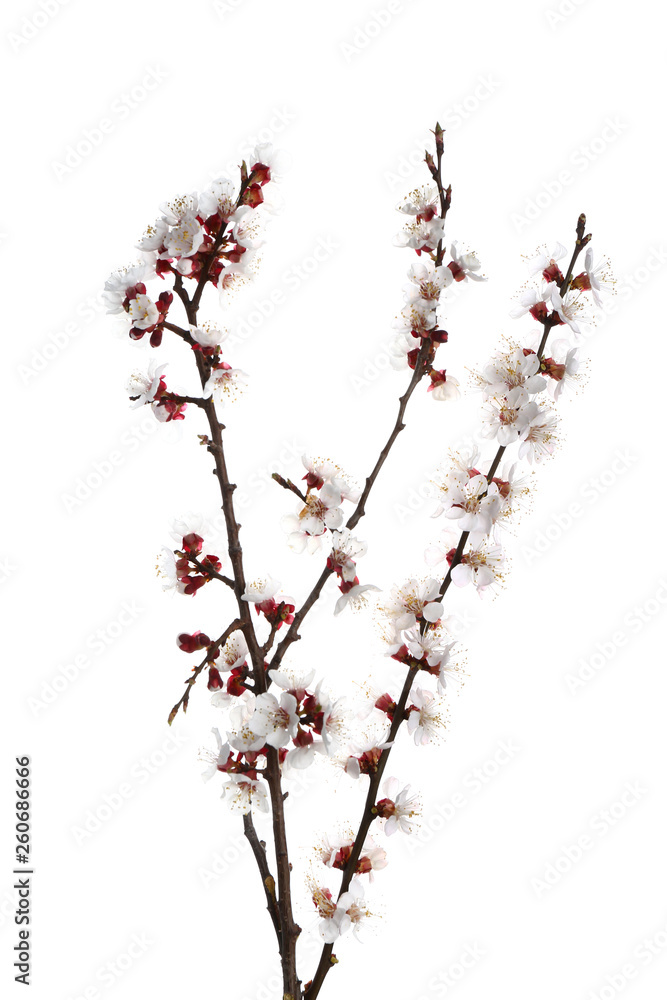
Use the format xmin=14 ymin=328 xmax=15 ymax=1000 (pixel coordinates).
xmin=451 ymin=540 xmax=506 ymax=594
xmin=480 ymin=390 xmax=539 ymax=446
xmin=127 ymin=294 xmax=159 ymax=330
xmin=250 ymin=142 xmax=289 ymax=181
xmin=228 ymin=692 xmax=266 ymax=753
xmin=480 ymin=347 xmax=547 ymax=397
xmin=102 ymin=263 xmax=154 ymax=314
xmin=545 ymin=347 xmax=580 ymax=401
xmin=163 ymin=214 xmax=204 ymax=259
xmin=404 ymin=260 xmax=452 ymax=305
xmin=518 ymin=407 xmax=559 ymax=463
xmin=314 ymin=880 xmax=370 ymax=943
xmin=394 ymin=216 xmax=446 ymax=253
xmin=509 ymin=286 xmax=551 ymax=319
xmin=203 ymin=366 xmax=249 ymax=404
xmin=156 ymin=546 xmax=185 ymax=594
xmin=380 ymin=777 xmax=421 ymax=835
xmin=221 ymin=774 xmax=269 ymax=815
xmin=212 ymin=632 xmax=249 ymax=672
xmin=397 ymin=185 xmax=439 ymax=219
xmin=230 ymin=206 xmax=263 ymax=250
xmin=527 ymin=242 xmax=567 ymax=279
xmin=169 ymin=512 xmax=208 ymax=544
xmin=548 ymin=285 xmax=584 ymax=334
xmin=334 ymin=584 xmax=380 ymax=616
xmin=435 ymin=470 xmax=502 ymax=534
xmin=490 ymin=462 xmax=532 ymax=521
xmin=281 ymin=484 xmax=344 ymax=550
xmin=393 ymin=300 xmax=437 ymax=338
xmin=159 ymin=194 xmax=199 ymax=225
xmin=318 ymin=835 xmax=387 ymax=878
xmin=284 ymin=742 xmax=324 ymax=770
xmin=125 ymin=361 xmax=166 ymax=408
xmin=403 ymin=629 xmax=458 ymax=694
xmin=248 ymin=691 xmax=299 ymax=748
xmin=387 ymin=332 xmax=414 ymax=371
xmin=582 ymin=247 xmax=612 ymax=306
xmin=190 ymin=325 xmax=227 ymax=349
xmin=200 ymin=728 xmax=231 ymax=782
xmin=448 ymin=242 xmax=486 ymax=282
xmin=242 ymin=577 xmax=280 ymax=604
xmin=406 ymin=688 xmax=445 ymax=745
xmin=329 ymin=529 xmax=367 ymax=582
xmin=382 ymin=578 xmax=444 ymax=632
xmin=198 ymin=177 xmax=237 ymax=221
xmin=429 ymin=372 xmax=461 ymax=402
xmin=301 ymin=456 xmax=360 ymax=502
xmin=319 ymin=690 xmax=349 ymax=755
xmin=135 ymin=218 xmax=170 ymax=252
xmin=268 ymin=667 xmax=316 ymax=693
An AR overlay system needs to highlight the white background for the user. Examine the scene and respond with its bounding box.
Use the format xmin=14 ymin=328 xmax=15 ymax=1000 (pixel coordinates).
xmin=2 ymin=1 xmax=666 ymax=999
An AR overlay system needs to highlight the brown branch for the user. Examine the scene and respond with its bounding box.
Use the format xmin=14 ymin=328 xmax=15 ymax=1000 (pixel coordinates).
xmin=243 ymin=812 xmax=283 ymax=952
xmin=163 ymin=320 xmax=196 ymax=344
xmin=161 ymin=174 xmax=303 ymax=997
xmin=272 ymin=473 xmax=308 ymax=503
xmin=185 ymin=553 xmax=235 ymax=590
xmin=269 ymin=339 xmax=432 ymax=677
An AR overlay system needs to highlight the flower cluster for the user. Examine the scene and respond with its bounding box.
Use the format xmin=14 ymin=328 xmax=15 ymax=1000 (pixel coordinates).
xmin=108 ymin=124 xmax=608 ymax=998
xmin=281 ymin=456 xmax=360 ymax=554
xmin=158 ymin=520 xmax=224 ymax=596
xmin=105 ymin=147 xmax=277 ymax=431
xmin=390 ymin=129 xmax=485 ymax=401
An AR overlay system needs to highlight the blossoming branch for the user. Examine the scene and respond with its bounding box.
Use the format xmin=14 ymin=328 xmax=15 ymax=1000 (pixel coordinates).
xmin=104 ymin=123 xmax=607 ymax=1000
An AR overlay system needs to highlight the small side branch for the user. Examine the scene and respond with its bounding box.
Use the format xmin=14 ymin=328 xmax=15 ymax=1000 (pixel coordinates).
xmin=167 ymin=618 xmax=242 ymax=725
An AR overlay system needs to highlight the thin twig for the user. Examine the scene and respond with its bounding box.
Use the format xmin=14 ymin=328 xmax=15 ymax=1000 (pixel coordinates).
xmin=167 ymin=618 xmax=242 ymax=725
